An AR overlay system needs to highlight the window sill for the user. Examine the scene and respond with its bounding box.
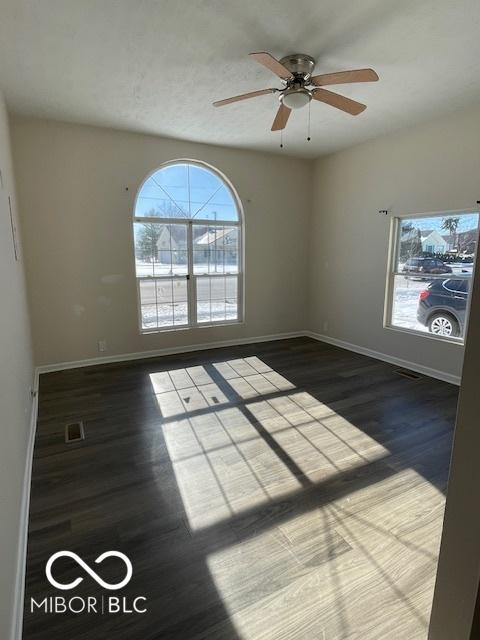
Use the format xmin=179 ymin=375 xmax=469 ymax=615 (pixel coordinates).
xmin=383 ymin=323 xmax=465 ymax=346
xmin=140 ymin=319 xmax=244 ymax=335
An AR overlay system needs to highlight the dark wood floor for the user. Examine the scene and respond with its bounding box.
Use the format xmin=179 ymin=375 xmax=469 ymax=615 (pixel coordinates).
xmin=23 ymin=337 xmax=458 ymax=640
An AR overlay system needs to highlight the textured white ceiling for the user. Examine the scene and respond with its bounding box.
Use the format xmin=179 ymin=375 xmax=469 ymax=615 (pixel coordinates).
xmin=0 ymin=0 xmax=480 ymax=158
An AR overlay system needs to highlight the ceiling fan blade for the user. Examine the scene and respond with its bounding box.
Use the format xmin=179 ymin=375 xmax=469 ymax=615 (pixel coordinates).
xmin=313 ymin=88 xmax=366 ymax=115
xmin=311 ymin=68 xmax=379 ymax=86
xmin=249 ymin=52 xmax=293 ymax=80
xmin=213 ymin=88 xmax=276 ymax=107
xmin=271 ymin=103 xmax=291 ymax=131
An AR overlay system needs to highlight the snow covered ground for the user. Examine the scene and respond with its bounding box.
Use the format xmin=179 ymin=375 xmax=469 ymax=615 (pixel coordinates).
xmin=391 ymin=277 xmax=429 ymax=333
xmin=136 ymin=261 xmax=237 ymax=277
xmin=138 ymin=271 xmax=238 ymax=328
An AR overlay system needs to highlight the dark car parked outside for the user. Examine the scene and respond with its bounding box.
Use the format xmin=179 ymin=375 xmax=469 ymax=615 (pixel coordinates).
xmin=403 ymin=257 xmax=452 ymax=279
xmin=417 ymin=278 xmax=468 ymax=337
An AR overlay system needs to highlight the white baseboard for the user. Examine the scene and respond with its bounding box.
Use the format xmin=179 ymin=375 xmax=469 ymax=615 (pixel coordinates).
xmin=36 ymin=330 xmax=461 ymax=385
xmin=36 ymin=331 xmax=305 ymax=374
xmin=11 ymin=369 xmax=39 ymax=640
xmin=304 ymin=331 xmax=461 ymax=386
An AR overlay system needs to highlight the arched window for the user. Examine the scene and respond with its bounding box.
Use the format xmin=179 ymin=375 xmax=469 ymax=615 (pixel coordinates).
xmin=133 ymin=160 xmax=243 ymax=332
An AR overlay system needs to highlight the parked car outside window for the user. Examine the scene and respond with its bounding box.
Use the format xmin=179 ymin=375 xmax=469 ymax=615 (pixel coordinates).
xmin=403 ymin=257 xmax=452 ymax=279
xmin=417 ymin=278 xmax=467 ymax=337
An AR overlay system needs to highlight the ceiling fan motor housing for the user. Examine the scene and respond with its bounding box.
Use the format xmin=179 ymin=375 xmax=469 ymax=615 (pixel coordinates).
xmin=279 ymin=53 xmax=316 ymax=79
xmin=278 ymin=54 xmax=316 ymax=109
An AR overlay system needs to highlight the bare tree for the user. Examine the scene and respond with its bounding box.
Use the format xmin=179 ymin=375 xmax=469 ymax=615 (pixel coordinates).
xmin=400 ymin=223 xmax=422 ymax=260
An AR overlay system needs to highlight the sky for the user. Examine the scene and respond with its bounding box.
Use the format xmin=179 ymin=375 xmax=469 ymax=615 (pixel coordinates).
xmin=401 ymin=212 xmax=479 ymax=235
xmin=135 ymin=163 xmax=238 ymax=221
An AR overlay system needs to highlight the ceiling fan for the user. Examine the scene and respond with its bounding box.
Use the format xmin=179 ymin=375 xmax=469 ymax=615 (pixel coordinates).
xmin=213 ymin=52 xmax=379 ymax=132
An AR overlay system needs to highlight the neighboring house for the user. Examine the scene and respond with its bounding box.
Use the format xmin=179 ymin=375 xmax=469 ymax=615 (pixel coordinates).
xmin=441 ymin=234 xmax=455 ymax=253
xmin=421 ymin=229 xmax=447 ymax=254
xmin=156 ymin=226 xmax=178 ymax=262
xmin=194 ymin=227 xmax=237 ymax=265
xmin=457 ymin=230 xmax=477 ymax=255
xmin=442 ymin=230 xmax=477 ymax=256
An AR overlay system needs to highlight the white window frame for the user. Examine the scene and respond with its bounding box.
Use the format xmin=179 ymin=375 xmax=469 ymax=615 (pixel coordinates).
xmin=384 ymin=208 xmax=479 ymax=345
xmin=132 ymin=159 xmax=244 ymax=334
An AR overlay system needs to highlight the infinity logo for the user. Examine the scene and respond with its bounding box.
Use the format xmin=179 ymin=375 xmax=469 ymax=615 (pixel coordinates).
xmin=46 ymin=551 xmax=133 ymax=591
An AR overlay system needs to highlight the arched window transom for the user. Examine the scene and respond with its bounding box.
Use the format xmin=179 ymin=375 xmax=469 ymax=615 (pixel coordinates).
xmin=133 ymin=160 xmax=243 ymax=331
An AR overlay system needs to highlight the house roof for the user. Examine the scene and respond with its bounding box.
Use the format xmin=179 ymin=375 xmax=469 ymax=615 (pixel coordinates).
xmin=420 ymin=230 xmax=445 ymax=242
xmin=195 ymin=228 xmax=234 ymax=246
xmin=155 ymin=224 xmax=187 ymax=248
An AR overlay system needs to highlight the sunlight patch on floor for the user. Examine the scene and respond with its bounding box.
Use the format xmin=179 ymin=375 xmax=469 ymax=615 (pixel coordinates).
xmin=161 ymin=407 xmax=302 ymax=530
xmin=149 ymin=358 xmax=391 ymax=530
xmin=154 ymin=382 xmax=229 ymax=418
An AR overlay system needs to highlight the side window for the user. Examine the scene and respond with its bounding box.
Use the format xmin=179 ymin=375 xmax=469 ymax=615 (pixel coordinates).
xmin=443 ymin=280 xmax=458 ymax=292
xmin=386 ymin=211 xmax=479 ymax=341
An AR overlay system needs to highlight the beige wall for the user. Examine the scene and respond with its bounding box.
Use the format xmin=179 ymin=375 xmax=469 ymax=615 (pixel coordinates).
xmin=11 ymin=117 xmax=311 ymax=366
xmin=0 ymin=92 xmax=34 ymax=639
xmin=308 ymin=105 xmax=480 ymax=380
xmin=12 ymin=109 xmax=480 ymax=378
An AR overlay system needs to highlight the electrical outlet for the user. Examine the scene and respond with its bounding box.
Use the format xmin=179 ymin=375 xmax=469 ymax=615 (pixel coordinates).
xmin=98 ymin=339 xmax=107 ymax=353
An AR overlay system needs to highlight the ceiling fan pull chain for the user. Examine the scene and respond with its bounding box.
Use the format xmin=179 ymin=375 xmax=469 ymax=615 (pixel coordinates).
xmin=307 ymin=101 xmax=311 ymax=141
xmin=280 ymin=128 xmax=283 ymax=149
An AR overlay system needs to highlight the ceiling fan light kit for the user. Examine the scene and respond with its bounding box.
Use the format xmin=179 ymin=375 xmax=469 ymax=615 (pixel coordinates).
xmin=213 ymin=51 xmax=379 ymax=142
xmin=281 ymin=87 xmax=312 ymax=110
